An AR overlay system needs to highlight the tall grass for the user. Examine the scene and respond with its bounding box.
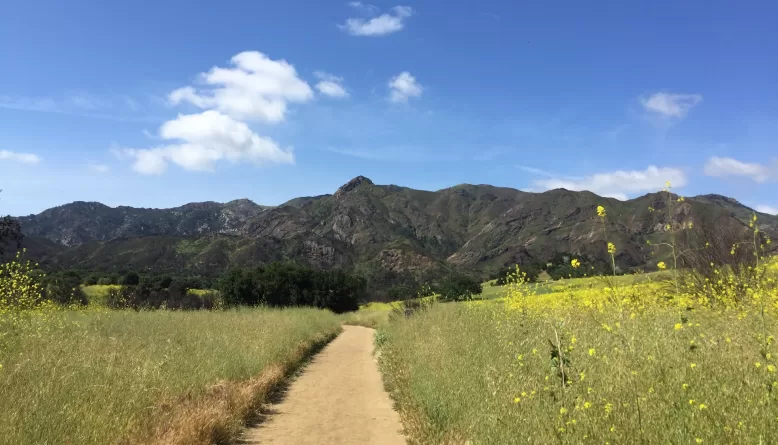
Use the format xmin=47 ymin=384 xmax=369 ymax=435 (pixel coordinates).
xmin=379 ymin=301 xmax=778 ymax=444
xmin=341 ymin=301 xmax=396 ymax=328
xmin=81 ymin=284 xmax=121 ymax=306
xmin=0 ymin=307 xmax=340 ymax=445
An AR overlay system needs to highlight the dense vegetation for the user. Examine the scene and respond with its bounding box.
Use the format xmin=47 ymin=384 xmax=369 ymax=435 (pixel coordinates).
xmin=218 ymin=262 xmax=366 ymax=313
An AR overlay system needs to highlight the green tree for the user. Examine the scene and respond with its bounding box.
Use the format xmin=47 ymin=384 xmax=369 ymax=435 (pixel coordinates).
xmin=435 ymin=274 xmax=482 ymax=301
xmin=122 ymin=272 xmax=140 ymax=286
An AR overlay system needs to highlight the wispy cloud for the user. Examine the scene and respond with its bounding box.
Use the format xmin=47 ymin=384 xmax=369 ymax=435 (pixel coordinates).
xmin=347 ymin=1 xmax=380 ymax=15
xmin=755 ymin=205 xmax=778 ymax=215
xmin=640 ymin=92 xmax=703 ymax=119
xmin=0 ymin=93 xmax=159 ymax=123
xmin=314 ymin=71 xmax=349 ymax=98
xmin=527 ymin=165 xmax=687 ymax=200
xmin=388 ymin=71 xmax=423 ymax=103
xmin=339 ymin=5 xmax=413 ymax=36
xmin=516 ymin=164 xmax=556 ymax=178
xmin=0 ymin=150 xmax=42 ymax=165
xmin=87 ymin=163 xmax=110 ymax=174
xmin=326 ymin=146 xmax=461 ymax=163
xmin=704 ymin=156 xmax=776 ymax=183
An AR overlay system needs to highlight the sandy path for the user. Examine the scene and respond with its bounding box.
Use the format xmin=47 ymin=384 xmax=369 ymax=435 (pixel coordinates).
xmin=241 ymin=325 xmax=406 ymax=445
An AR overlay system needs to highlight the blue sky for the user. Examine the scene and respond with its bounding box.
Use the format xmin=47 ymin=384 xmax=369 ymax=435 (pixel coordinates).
xmin=1 ymin=0 xmax=777 ymax=216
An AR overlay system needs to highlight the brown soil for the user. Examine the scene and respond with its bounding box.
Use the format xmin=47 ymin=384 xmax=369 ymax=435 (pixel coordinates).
xmin=241 ymin=325 xmax=406 ymax=444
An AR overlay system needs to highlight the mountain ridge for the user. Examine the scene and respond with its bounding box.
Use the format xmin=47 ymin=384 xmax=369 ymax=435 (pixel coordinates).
xmin=13 ymin=176 xmax=778 ymax=279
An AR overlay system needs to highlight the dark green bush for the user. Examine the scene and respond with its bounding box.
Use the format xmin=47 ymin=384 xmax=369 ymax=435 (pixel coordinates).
xmin=43 ymin=271 xmax=88 ymax=305
xmin=122 ymin=272 xmax=140 ymax=286
xmin=434 ymin=274 xmax=482 ymax=301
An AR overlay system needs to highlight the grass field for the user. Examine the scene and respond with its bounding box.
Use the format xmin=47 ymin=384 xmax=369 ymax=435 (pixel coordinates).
xmin=81 ymin=284 xmax=122 ymax=306
xmin=341 ymin=301 xmax=396 ymax=328
xmin=0 ymin=307 xmax=341 ymax=445
xmin=378 ymin=270 xmax=778 ymax=444
xmin=81 ymin=285 xmax=219 ymax=307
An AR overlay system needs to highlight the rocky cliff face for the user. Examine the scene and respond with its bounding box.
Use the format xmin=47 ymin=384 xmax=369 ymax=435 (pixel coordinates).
xmin=15 ymin=177 xmax=778 ymax=276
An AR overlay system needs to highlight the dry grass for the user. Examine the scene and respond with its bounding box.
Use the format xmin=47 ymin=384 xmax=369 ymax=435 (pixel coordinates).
xmin=378 ymin=273 xmax=778 ymax=444
xmin=341 ymin=302 xmax=395 ymax=328
xmin=0 ymin=307 xmax=340 ymax=445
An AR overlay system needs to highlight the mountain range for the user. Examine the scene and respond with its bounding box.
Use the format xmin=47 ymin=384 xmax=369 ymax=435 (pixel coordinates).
xmin=12 ymin=176 xmax=778 ymax=281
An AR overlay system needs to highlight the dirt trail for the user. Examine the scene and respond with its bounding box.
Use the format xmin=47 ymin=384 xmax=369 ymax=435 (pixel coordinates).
xmin=241 ymin=325 xmax=406 ymax=445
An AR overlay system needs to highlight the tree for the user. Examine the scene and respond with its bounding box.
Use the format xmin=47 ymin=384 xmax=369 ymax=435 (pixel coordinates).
xmin=218 ymin=268 xmax=260 ymax=306
xmin=217 ymin=262 xmax=365 ymax=312
xmin=43 ymin=270 xmax=88 ymax=305
xmin=0 ymin=190 xmax=23 ymax=256
xmin=122 ymin=271 xmax=140 ymax=286
xmin=435 ymin=273 xmax=482 ymax=301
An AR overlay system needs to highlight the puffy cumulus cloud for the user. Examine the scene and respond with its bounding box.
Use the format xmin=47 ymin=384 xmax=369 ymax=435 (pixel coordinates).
xmin=388 ymin=71 xmax=423 ymax=103
xmin=704 ymin=156 xmax=775 ymax=183
xmin=0 ymin=150 xmax=41 ymax=165
xmin=755 ymin=205 xmax=778 ymax=215
xmin=314 ymin=71 xmax=349 ymax=98
xmin=123 ymin=110 xmax=294 ymax=175
xmin=122 ymin=51 xmax=311 ymax=175
xmin=168 ymin=51 xmax=313 ymax=123
xmin=640 ymin=92 xmax=703 ymax=119
xmin=529 ymin=165 xmax=687 ymax=200
xmin=339 ymin=5 xmax=413 ymax=36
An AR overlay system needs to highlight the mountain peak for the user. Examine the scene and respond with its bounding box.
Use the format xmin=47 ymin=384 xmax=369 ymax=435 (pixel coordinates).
xmin=336 ymin=176 xmax=374 ymax=196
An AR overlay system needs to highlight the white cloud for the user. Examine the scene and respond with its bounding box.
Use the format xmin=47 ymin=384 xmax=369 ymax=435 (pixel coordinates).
xmin=640 ymin=92 xmax=702 ymax=119
xmin=87 ymin=163 xmax=110 ymax=173
xmin=314 ymin=71 xmax=349 ymax=98
xmin=516 ymin=164 xmax=556 ymax=178
xmin=339 ymin=5 xmax=413 ymax=36
xmin=388 ymin=71 xmax=423 ymax=103
xmin=168 ymin=51 xmax=313 ymax=123
xmin=0 ymin=150 xmax=42 ymax=165
xmin=755 ymin=205 xmax=778 ymax=215
xmin=347 ymin=1 xmax=380 ymax=14
xmin=529 ymin=165 xmax=687 ymax=200
xmin=123 ymin=110 xmax=294 ymax=175
xmin=704 ymin=156 xmax=774 ymax=183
